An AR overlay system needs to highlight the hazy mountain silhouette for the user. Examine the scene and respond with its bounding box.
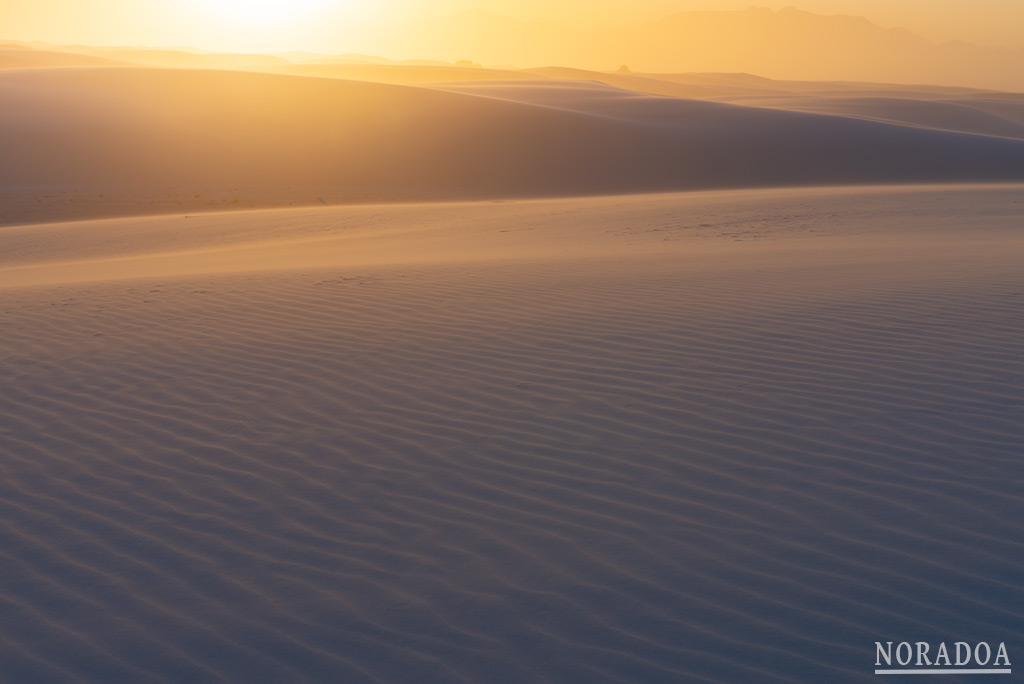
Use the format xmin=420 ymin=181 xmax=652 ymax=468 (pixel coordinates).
xmin=616 ymin=7 xmax=1024 ymax=90
xmin=389 ymin=7 xmax=1024 ymax=91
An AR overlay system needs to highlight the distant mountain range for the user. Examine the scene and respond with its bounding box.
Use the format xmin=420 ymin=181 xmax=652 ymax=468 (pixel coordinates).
xmin=389 ymin=7 xmax=1024 ymax=91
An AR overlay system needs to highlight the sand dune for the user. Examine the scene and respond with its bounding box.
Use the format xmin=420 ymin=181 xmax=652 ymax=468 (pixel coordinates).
xmin=3 ymin=24 xmax=1023 ymax=684
xmin=4 ymin=67 xmax=1024 ymax=227
xmin=79 ymin=47 xmax=291 ymax=69
xmin=2 ymin=183 xmax=1023 ymax=287
xmin=437 ymin=79 xmax=1024 ymax=143
xmin=0 ymin=42 xmax=289 ymax=70
xmin=717 ymin=96 xmax=1024 ymax=141
xmin=1 ymin=185 xmax=1022 ymax=682
xmin=453 ymin=71 xmax=1024 ymax=141
xmin=492 ymin=69 xmax=1001 ymax=105
xmin=527 ymin=67 xmax=730 ymax=100
xmin=0 ymin=46 xmax=132 ymax=69
xmin=253 ymin=63 xmax=540 ymax=86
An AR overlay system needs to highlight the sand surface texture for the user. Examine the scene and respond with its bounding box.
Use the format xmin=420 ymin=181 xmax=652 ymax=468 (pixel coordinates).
xmin=2 ymin=185 xmax=1022 ymax=682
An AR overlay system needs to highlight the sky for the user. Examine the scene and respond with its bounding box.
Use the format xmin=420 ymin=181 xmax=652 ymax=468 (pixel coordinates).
xmin=1 ymin=0 xmax=1022 ymax=55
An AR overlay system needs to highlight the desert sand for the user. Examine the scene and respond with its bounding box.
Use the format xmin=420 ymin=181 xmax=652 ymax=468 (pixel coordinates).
xmin=1 ymin=40 xmax=1023 ymax=683
xmin=4 ymin=63 xmax=1024 ymax=226
xmin=2 ymin=182 xmax=1023 ymax=682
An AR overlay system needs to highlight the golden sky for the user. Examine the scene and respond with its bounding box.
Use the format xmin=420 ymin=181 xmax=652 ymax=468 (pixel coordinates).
xmin=1 ymin=0 xmax=1021 ymax=55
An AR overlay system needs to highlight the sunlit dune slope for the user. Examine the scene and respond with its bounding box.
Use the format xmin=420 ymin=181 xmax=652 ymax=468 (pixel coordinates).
xmin=0 ymin=46 xmax=132 ymax=69
xmin=4 ymin=67 xmax=1024 ymax=224
xmin=87 ymin=49 xmax=290 ymax=69
xmin=253 ymin=63 xmax=540 ymax=86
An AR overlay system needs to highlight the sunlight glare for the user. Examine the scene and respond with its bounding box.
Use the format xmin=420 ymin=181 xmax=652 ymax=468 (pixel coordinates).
xmin=197 ymin=0 xmax=332 ymax=27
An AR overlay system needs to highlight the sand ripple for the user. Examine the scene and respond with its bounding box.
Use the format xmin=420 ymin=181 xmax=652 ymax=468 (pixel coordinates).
xmin=1 ymin=190 xmax=1022 ymax=682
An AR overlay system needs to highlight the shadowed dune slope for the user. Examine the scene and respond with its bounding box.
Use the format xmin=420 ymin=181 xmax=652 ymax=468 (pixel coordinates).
xmin=718 ymin=96 xmax=1024 ymax=141
xmin=499 ymin=70 xmax=1024 ymax=140
xmin=440 ymin=78 xmax=1024 ymax=140
xmin=3 ymin=68 xmax=1024 ymax=215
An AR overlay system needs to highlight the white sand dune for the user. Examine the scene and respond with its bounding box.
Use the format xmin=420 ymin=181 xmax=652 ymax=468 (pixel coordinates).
xmin=717 ymin=95 xmax=1024 ymax=140
xmin=2 ymin=55 xmax=1024 ymax=683
xmin=0 ymin=46 xmax=132 ymax=69
xmin=0 ymin=42 xmax=290 ymax=70
xmin=509 ymin=69 xmax=992 ymax=102
xmin=439 ymin=69 xmax=1024 ymax=140
xmin=1 ymin=185 xmax=1022 ymax=682
xmin=4 ymin=67 xmax=1024 ymax=227
xmin=254 ymin=62 xmax=540 ymax=86
xmin=527 ymin=67 xmax=731 ymax=100
xmin=443 ymin=72 xmax=1024 ymax=140
xmin=641 ymin=72 xmax=986 ymax=97
xmin=90 ymin=49 xmax=290 ymax=69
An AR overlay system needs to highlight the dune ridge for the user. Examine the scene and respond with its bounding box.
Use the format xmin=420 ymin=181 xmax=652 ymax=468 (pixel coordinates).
xmin=2 ymin=183 xmax=1022 ymax=287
